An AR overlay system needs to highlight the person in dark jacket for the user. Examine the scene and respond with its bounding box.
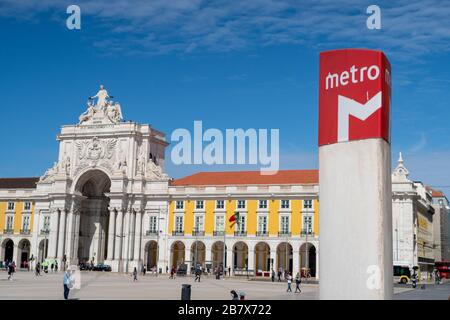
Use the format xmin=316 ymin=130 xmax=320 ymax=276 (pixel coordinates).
xmin=230 ymin=290 xmax=239 ymax=300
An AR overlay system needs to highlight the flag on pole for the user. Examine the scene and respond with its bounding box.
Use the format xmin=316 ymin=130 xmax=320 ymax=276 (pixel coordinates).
xmin=229 ymin=211 xmax=240 ymax=228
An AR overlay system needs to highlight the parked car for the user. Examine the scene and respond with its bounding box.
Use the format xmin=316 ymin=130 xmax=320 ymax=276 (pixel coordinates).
xmin=92 ymin=263 xmax=112 ymax=272
xmin=79 ymin=262 xmax=93 ymax=271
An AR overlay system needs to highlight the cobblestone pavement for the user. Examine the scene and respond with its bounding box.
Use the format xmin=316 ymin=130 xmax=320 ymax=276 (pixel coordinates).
xmin=0 ymin=271 xmax=448 ymax=300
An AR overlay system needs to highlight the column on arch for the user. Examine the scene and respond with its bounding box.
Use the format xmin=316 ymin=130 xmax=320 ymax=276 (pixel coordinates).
xmin=106 ymin=208 xmax=116 ymax=261
xmin=57 ymin=208 xmax=67 ymax=260
xmin=48 ymin=209 xmax=60 ymax=258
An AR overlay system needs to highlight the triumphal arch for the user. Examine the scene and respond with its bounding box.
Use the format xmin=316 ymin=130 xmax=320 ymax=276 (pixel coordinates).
xmin=31 ymin=86 xmax=170 ymax=272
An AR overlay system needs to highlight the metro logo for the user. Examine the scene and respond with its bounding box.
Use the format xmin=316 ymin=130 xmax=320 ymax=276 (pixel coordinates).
xmin=338 ymin=91 xmax=382 ymax=142
xmin=318 ymin=49 xmax=391 ymax=146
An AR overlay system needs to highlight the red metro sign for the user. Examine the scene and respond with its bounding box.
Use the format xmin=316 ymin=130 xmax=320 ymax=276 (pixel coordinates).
xmin=318 ymin=49 xmax=391 ymax=146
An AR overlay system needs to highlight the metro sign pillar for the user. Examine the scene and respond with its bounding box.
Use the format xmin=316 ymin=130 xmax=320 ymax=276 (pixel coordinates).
xmin=318 ymin=49 xmax=393 ymax=299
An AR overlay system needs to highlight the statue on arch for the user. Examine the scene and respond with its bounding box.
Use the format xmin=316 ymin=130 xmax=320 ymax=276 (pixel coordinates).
xmin=89 ymin=85 xmax=112 ymax=108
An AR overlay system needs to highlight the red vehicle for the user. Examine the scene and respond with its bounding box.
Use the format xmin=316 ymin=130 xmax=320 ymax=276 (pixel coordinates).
xmin=435 ymin=261 xmax=450 ymax=279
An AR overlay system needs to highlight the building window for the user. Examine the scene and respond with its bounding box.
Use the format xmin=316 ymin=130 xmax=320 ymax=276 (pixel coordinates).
xmin=7 ymin=202 xmax=15 ymax=211
xmin=24 ymin=202 xmax=31 ymax=211
xmin=43 ymin=216 xmax=50 ymax=230
xmin=215 ymin=215 xmax=225 ymax=232
xmin=259 ymin=200 xmax=268 ymax=209
xmin=281 ymin=200 xmax=290 ymax=209
xmin=237 ymin=200 xmax=246 ymax=209
xmin=175 ymin=201 xmax=184 ymax=210
xmin=149 ymin=216 xmax=157 ymax=233
xmin=196 ymin=200 xmax=204 ymax=210
xmin=237 ymin=215 xmax=246 ymax=232
xmin=175 ymin=216 xmax=184 ymax=233
xmin=258 ymin=216 xmax=267 ymax=233
xmin=194 ymin=215 xmax=204 ymax=232
xmin=281 ymin=216 xmax=290 ymax=233
xmin=22 ymin=215 xmax=30 ymax=231
xmin=216 ymin=200 xmax=225 ymax=209
xmin=303 ymin=215 xmax=313 ymax=234
xmin=303 ymin=200 xmax=313 ymax=209
xmin=6 ymin=216 xmax=14 ymax=230
xmin=43 ymin=216 xmax=50 ymax=231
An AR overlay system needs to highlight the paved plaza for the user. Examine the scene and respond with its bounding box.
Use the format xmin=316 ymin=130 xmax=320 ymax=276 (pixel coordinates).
xmin=0 ymin=270 xmax=448 ymax=300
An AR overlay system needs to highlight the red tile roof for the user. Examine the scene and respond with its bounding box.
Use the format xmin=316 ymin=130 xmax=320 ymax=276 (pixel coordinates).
xmin=426 ymin=186 xmax=445 ymax=198
xmin=0 ymin=177 xmax=39 ymax=189
xmin=171 ymin=170 xmax=319 ymax=186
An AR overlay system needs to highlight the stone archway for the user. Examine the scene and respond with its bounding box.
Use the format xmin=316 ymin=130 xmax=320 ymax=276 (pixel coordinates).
xmin=17 ymin=239 xmax=31 ymax=268
xmin=74 ymin=169 xmax=111 ymax=265
xmin=171 ymin=241 xmax=185 ymax=268
xmin=277 ymin=242 xmax=293 ymax=274
xmin=144 ymin=240 xmax=158 ymax=270
xmin=190 ymin=241 xmax=206 ymax=268
xmin=233 ymin=241 xmax=248 ymax=270
xmin=211 ymin=241 xmax=227 ymax=269
xmin=300 ymin=242 xmax=316 ymax=277
xmin=38 ymin=239 xmax=49 ymax=262
xmin=2 ymin=239 xmax=14 ymax=263
xmin=255 ymin=242 xmax=270 ymax=273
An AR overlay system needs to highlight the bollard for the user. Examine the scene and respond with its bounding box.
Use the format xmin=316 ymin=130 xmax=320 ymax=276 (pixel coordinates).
xmin=181 ymin=284 xmax=191 ymax=300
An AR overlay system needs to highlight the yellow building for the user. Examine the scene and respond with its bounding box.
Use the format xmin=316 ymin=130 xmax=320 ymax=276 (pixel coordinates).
xmin=165 ymin=170 xmax=320 ymax=278
xmin=0 ymin=178 xmax=38 ymax=268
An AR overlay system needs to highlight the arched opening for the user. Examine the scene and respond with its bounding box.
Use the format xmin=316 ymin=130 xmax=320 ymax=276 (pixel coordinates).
xmin=190 ymin=241 xmax=205 ymax=269
xmin=74 ymin=169 xmax=111 ymax=265
xmin=2 ymin=239 xmax=14 ymax=263
xmin=300 ymin=243 xmax=316 ymax=277
xmin=277 ymin=242 xmax=293 ymax=275
xmin=211 ymin=241 xmax=227 ymax=269
xmin=171 ymin=241 xmax=185 ymax=269
xmin=18 ymin=239 xmax=31 ymax=268
xmin=255 ymin=242 xmax=270 ymax=274
xmin=38 ymin=239 xmax=48 ymax=263
xmin=233 ymin=241 xmax=248 ymax=271
xmin=144 ymin=241 xmax=158 ymax=270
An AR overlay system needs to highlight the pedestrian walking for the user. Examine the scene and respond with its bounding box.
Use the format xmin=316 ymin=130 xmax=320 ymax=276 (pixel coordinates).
xmin=132 ymin=267 xmax=138 ymax=282
xmin=170 ymin=266 xmax=176 ymax=279
xmin=230 ymin=290 xmax=239 ymax=300
xmin=7 ymin=263 xmax=15 ymax=280
xmin=277 ymin=268 xmax=282 ymax=282
xmin=142 ymin=265 xmax=147 ymax=276
xmin=271 ymin=269 xmax=275 ymax=282
xmin=228 ymin=267 xmax=231 ymax=277
xmin=194 ymin=267 xmax=201 ymax=282
xmin=63 ymin=270 xmax=71 ymax=300
xmin=51 ymin=263 xmax=54 ymax=272
xmin=286 ymin=273 xmax=292 ymax=292
xmin=55 ymin=261 xmax=58 ymax=272
xmin=295 ymin=272 xmax=302 ymax=293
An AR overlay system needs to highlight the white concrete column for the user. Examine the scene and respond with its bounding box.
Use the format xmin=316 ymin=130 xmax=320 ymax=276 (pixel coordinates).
xmin=319 ymin=139 xmax=393 ymax=299
xmin=226 ymin=248 xmax=233 ymax=271
xmin=205 ymin=244 xmax=212 ymax=264
xmin=65 ymin=210 xmax=74 ymax=261
xmin=122 ymin=210 xmax=131 ymax=268
xmin=269 ymin=249 xmax=276 ymax=272
xmin=106 ymin=209 xmax=116 ymax=261
xmin=57 ymin=209 xmax=67 ymax=259
xmin=114 ymin=209 xmax=124 ymax=262
xmin=72 ymin=211 xmax=81 ymax=264
xmin=293 ymin=249 xmax=300 ymax=276
xmin=315 ymin=247 xmax=320 ymax=280
xmin=48 ymin=209 xmax=60 ymax=258
xmin=133 ymin=210 xmax=142 ymax=261
xmin=248 ymin=249 xmax=255 ymax=272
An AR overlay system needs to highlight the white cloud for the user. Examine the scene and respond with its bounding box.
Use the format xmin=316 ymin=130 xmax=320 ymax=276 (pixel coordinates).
xmin=2 ymin=0 xmax=450 ymax=59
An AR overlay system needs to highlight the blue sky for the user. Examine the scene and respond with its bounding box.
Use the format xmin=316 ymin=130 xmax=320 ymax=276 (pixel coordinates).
xmin=0 ymin=0 xmax=449 ymax=195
